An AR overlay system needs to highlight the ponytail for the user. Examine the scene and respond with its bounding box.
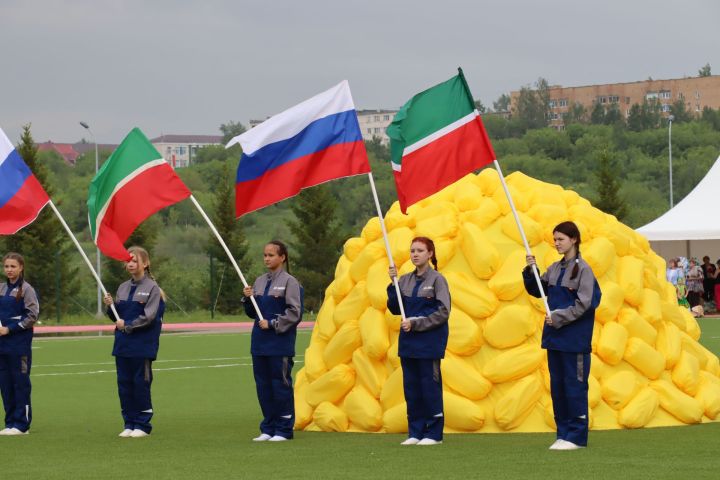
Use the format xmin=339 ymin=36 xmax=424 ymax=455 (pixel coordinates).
xmin=411 ymin=237 xmax=438 ymax=270
xmin=552 ymin=221 xmax=582 ymax=280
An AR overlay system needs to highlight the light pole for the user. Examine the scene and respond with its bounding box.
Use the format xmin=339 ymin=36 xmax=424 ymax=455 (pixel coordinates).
xmin=668 ymin=114 xmax=674 ymax=208
xmin=80 ymin=121 xmax=103 ymax=318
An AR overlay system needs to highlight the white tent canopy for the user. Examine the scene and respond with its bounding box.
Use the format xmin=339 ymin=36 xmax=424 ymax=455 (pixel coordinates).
xmin=636 ymin=154 xmax=720 ymax=260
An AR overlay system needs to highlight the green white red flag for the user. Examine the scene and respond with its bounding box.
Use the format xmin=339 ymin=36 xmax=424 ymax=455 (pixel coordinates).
xmin=386 ymin=68 xmax=496 ymax=213
xmin=87 ymin=128 xmax=191 ymax=261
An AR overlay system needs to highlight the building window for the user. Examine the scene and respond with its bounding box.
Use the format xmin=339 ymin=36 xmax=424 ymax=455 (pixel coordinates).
xmin=609 ymin=95 xmax=619 ymax=103
xmin=597 ymin=96 xmax=607 ymax=104
xmin=374 ymin=128 xmax=381 ymax=134
xmin=695 ymin=91 xmax=700 ymax=99
xmin=374 ymin=115 xmax=380 ymax=121
xmin=696 ymin=103 xmax=701 ymax=112
xmin=661 ymin=104 xmax=671 ymax=112
xmin=659 ymin=91 xmax=671 ymax=99
xmin=383 ymin=114 xmax=390 ymax=121
xmin=558 ymin=99 xmax=568 ymax=107
xmin=367 ymin=128 xmax=372 ymax=134
xmin=626 ymin=109 xmax=630 ymax=117
xmin=548 ymin=100 xmax=556 ymax=108
xmin=175 ymin=146 xmax=186 ymax=155
xmin=646 ymin=92 xmax=658 ymax=100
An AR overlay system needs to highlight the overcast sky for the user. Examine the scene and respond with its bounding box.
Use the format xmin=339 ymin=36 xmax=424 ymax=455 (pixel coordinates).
xmin=2 ymin=0 xmax=718 ymax=144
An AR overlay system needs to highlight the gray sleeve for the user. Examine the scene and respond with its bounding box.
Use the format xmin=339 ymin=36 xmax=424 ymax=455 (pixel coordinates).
xmin=411 ymin=275 xmax=451 ymax=332
xmin=125 ymin=286 xmax=161 ymax=333
xmin=273 ymin=277 xmax=302 ymax=334
xmin=550 ymin=265 xmax=595 ymax=328
xmin=18 ymin=286 xmax=40 ymax=329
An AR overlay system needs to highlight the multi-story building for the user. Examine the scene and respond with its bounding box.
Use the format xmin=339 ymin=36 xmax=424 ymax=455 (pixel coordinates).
xmin=150 ymin=134 xmax=223 ymax=168
xmin=355 ymin=109 xmax=397 ymax=144
xmin=510 ymin=75 xmax=720 ymax=129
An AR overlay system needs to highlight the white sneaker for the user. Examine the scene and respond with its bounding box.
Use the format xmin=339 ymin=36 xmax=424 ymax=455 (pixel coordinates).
xmin=268 ymin=435 xmax=289 ymax=442
xmin=400 ymin=437 xmax=420 ymax=445
xmin=548 ymin=439 xmax=564 ymax=450
xmin=252 ymin=433 xmax=272 ymax=442
xmin=2 ymin=428 xmax=28 ymax=436
xmin=417 ymin=438 xmax=442 ymax=445
xmin=0 ymin=428 xmax=10 ymax=435
xmin=129 ymin=429 xmax=149 ymax=438
xmin=554 ymin=440 xmax=584 ymax=450
xmin=118 ymin=429 xmax=133 ymax=438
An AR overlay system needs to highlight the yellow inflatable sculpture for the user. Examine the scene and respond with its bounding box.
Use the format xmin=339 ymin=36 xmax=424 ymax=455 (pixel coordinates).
xmin=295 ymin=170 xmax=720 ymax=434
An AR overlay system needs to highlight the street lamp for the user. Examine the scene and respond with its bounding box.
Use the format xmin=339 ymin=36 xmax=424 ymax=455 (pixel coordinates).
xmin=668 ymin=114 xmax=674 ymax=209
xmin=79 ymin=121 xmax=103 ymax=318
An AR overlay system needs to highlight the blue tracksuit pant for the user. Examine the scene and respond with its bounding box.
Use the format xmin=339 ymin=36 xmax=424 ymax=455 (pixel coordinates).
xmin=401 ymin=357 xmax=444 ymax=441
xmin=252 ymin=355 xmax=294 ymax=438
xmin=115 ymin=357 xmax=154 ymax=433
xmin=0 ymin=354 xmax=31 ymax=432
xmin=547 ymin=350 xmax=590 ymax=446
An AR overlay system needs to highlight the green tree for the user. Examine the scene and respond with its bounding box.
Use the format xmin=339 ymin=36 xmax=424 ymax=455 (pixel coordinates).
xmin=670 ymin=98 xmax=692 ymax=123
xmin=513 ymin=78 xmax=550 ymax=131
xmin=493 ymin=93 xmax=511 ymax=112
xmin=627 ymin=104 xmax=644 ymax=131
xmin=698 ymin=63 xmax=712 ymax=77
xmin=206 ymin=163 xmax=249 ymax=314
xmin=594 ymin=150 xmax=627 ymax=221
xmin=220 ymin=121 xmax=247 ymax=144
xmin=287 ymin=185 xmax=344 ymax=312
xmin=3 ymin=125 xmax=78 ymax=319
xmin=590 ymin=103 xmax=606 ymax=125
xmin=604 ymin=104 xmax=624 ymax=125
xmin=564 ymin=102 xmax=587 ymax=124
xmin=474 ymin=99 xmax=487 ymax=113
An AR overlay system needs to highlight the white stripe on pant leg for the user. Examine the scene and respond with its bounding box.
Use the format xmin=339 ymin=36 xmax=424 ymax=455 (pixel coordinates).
xmin=281 ymin=415 xmax=292 ymax=419
xmin=26 ymin=405 xmax=29 ymax=422
xmin=142 ymin=409 xmax=153 ymax=413
xmin=433 ymin=413 xmax=443 ymax=417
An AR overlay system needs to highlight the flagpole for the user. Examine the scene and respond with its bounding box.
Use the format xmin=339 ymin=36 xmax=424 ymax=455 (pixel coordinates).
xmin=492 ymin=160 xmax=552 ymax=317
xmin=188 ymin=195 xmax=264 ymax=320
xmin=47 ymin=201 xmax=121 ymax=322
xmin=367 ymin=173 xmax=407 ymax=321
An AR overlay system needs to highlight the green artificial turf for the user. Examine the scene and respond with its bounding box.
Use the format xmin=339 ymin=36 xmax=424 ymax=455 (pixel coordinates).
xmin=1 ymin=322 xmax=719 ymax=479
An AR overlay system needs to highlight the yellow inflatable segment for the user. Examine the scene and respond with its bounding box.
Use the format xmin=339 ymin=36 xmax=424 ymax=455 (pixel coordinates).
xmin=294 ymin=170 xmax=720 ymax=433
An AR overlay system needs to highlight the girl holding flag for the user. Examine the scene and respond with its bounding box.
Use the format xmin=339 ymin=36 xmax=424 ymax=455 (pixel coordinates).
xmin=0 ymin=252 xmax=39 ymax=436
xmin=103 ymin=246 xmax=165 ymax=438
xmin=387 ymin=237 xmax=451 ymax=446
xmin=523 ymin=221 xmax=601 ymax=451
xmin=242 ymin=240 xmax=303 ymax=442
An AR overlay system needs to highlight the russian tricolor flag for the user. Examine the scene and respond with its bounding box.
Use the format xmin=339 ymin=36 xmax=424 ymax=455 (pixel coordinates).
xmin=0 ymin=128 xmax=50 ymax=235
xmin=227 ymin=81 xmax=371 ymax=217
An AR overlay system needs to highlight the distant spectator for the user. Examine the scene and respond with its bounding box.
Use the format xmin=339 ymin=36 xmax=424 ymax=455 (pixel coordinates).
xmin=666 ymin=258 xmax=681 ymax=286
xmin=677 ymin=277 xmax=690 ymax=309
xmin=701 ymin=256 xmax=716 ymax=302
xmin=713 ymin=260 xmax=720 ymax=313
xmin=686 ymin=258 xmax=704 ymax=308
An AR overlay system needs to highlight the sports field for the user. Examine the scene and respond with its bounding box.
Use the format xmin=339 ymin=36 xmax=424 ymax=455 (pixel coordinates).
xmin=3 ymin=320 xmax=720 ymax=480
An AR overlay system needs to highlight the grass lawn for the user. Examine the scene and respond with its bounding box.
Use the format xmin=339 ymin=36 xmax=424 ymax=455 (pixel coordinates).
xmin=1 ymin=321 xmax=719 ymax=479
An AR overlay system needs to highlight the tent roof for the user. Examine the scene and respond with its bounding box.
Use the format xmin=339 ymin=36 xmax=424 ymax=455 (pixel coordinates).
xmin=637 ymin=155 xmax=720 ymax=241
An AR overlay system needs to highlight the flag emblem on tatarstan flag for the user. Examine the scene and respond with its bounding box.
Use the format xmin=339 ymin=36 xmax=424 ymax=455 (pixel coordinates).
xmin=386 ymin=68 xmax=496 ymax=213
xmin=87 ymin=128 xmax=191 ymax=261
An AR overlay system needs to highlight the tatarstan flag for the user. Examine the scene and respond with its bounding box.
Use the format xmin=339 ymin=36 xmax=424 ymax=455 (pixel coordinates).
xmin=386 ymin=68 xmax=496 ymax=213
xmin=87 ymin=128 xmax=191 ymax=261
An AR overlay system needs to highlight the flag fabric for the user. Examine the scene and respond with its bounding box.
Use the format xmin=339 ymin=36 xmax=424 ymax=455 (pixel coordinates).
xmin=0 ymin=128 xmax=50 ymax=235
xmin=227 ymin=80 xmax=371 ymax=217
xmin=87 ymin=128 xmax=191 ymax=261
xmin=386 ymin=69 xmax=496 ymax=213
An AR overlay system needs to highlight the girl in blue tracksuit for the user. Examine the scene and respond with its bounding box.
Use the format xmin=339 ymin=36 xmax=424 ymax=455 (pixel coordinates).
xmin=387 ymin=237 xmax=451 ymax=446
xmin=523 ymin=221 xmax=601 ymax=451
xmin=242 ymin=240 xmax=303 ymax=442
xmin=103 ymin=246 xmax=165 ymax=438
xmin=0 ymin=252 xmax=39 ymax=436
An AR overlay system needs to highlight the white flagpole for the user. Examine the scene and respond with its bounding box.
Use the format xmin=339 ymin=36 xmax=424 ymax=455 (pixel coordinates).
xmin=47 ymin=201 xmax=121 ymax=322
xmin=492 ymin=160 xmax=552 ymax=317
xmin=367 ymin=173 xmax=407 ymax=321
xmin=188 ymin=195 xmax=264 ymax=320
